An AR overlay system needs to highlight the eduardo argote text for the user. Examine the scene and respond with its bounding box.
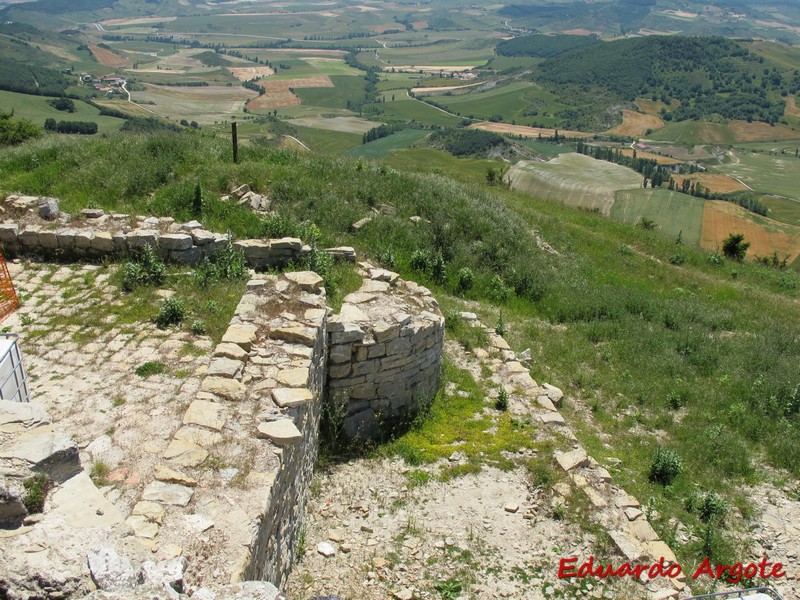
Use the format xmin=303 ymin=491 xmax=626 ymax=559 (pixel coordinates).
xmin=558 ymin=556 xmax=787 ymax=585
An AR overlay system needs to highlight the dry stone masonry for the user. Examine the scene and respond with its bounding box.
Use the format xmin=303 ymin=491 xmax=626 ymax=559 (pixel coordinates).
xmin=326 ymin=263 xmax=444 ymax=440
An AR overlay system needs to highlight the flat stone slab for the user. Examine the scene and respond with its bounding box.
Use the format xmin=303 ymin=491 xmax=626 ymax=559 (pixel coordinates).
xmin=608 ymin=529 xmax=644 ymax=562
xmin=271 ymin=387 xmax=313 ymax=408
xmin=154 ymin=465 xmax=197 ymax=488
xmin=284 ymin=271 xmax=323 ymax=293
xmin=256 ymin=420 xmax=302 ymax=445
xmin=49 ymin=473 xmax=124 ymax=528
xmin=555 ymin=448 xmax=589 ymax=472
xmin=142 ymin=481 xmax=194 ymax=507
xmin=87 ymin=545 xmax=135 ymax=591
xmin=174 ymin=426 xmax=223 ymax=447
xmin=272 ymin=325 xmax=318 ymax=346
xmin=159 ymin=233 xmax=193 ymax=251
xmin=628 ymin=519 xmax=659 ymax=542
xmin=536 ymin=395 xmax=557 ymax=412
xmin=0 ymin=429 xmax=80 ymax=483
xmin=126 ymin=515 xmax=159 ymax=539
xmin=0 ymin=400 xmax=50 ymax=433
xmin=221 ymin=324 xmax=259 ymax=352
xmin=132 ymin=501 xmax=166 ymax=524
xmin=540 ymin=412 xmax=565 ymax=425
xmin=200 ymin=376 xmax=246 ymax=401
xmin=207 ymin=357 xmax=243 ymax=379
xmin=276 ymin=368 xmax=309 ymax=388
xmin=183 ymin=400 xmax=226 ymax=431
xmin=213 ymin=342 xmax=249 ymax=361
xmin=163 ymin=439 xmax=208 ymax=468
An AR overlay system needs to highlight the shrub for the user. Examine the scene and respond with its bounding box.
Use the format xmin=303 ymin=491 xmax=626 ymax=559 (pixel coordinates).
xmin=378 ymin=248 xmax=395 ymax=269
xmin=722 ymin=233 xmax=750 ymax=262
xmin=90 ymin=461 xmax=111 ymax=486
xmin=648 ymin=446 xmax=682 ymax=485
xmin=707 ymin=251 xmax=724 ymax=266
xmin=194 ymin=239 xmax=247 ymax=287
xmin=495 ymin=311 xmax=506 ymax=337
xmin=410 ymin=249 xmax=431 ymax=273
xmin=457 ymin=267 xmax=474 ymax=294
xmin=189 ymin=319 xmax=207 ymax=335
xmin=22 ymin=473 xmax=51 ymax=513
xmin=431 ymin=252 xmax=446 ymax=285
xmin=121 ymin=244 xmax=166 ymax=292
xmin=495 ymin=387 xmax=509 ymax=411
xmin=154 ymin=297 xmax=186 ymax=329
xmin=489 ymin=275 xmax=511 ymax=303
xmin=638 ymin=217 xmax=657 ymax=230
xmin=669 ymin=253 xmax=685 ymax=266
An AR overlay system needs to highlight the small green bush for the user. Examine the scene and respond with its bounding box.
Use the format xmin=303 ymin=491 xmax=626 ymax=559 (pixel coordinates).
xmin=495 ymin=311 xmax=506 ymax=337
xmin=707 ymin=251 xmax=724 ymax=266
xmin=686 ymin=490 xmax=729 ymax=524
xmin=154 ymin=297 xmax=186 ymax=329
xmin=457 ymin=267 xmax=474 ymax=293
xmin=489 ymin=275 xmax=511 ymax=303
xmin=378 ymin=249 xmax=396 ymax=269
xmin=121 ymin=244 xmax=166 ymax=292
xmin=648 ymin=446 xmax=682 ymax=485
xmin=90 ymin=461 xmax=111 ymax=486
xmin=135 ymin=361 xmax=166 ymax=377
xmin=22 ymin=473 xmax=51 ymax=513
xmin=410 ymin=249 xmax=431 ymax=273
xmin=189 ymin=319 xmax=207 ymax=335
xmin=431 ymin=252 xmax=446 ymax=285
xmin=669 ymin=253 xmax=685 ymax=266
xmin=495 ymin=387 xmax=509 ymax=411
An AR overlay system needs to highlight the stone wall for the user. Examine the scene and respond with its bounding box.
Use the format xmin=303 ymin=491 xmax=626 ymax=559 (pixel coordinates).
xmin=326 ymin=263 xmax=444 ymax=440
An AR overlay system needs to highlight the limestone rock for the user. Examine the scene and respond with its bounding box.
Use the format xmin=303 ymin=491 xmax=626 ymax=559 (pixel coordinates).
xmin=38 ymin=198 xmax=59 ymax=220
xmin=142 ymin=481 xmax=194 ymax=507
xmin=272 ymin=325 xmax=318 ymax=346
xmin=87 ymin=546 xmax=136 ymax=590
xmin=0 ymin=484 xmax=27 ymax=526
xmin=0 ymin=400 xmax=50 ymax=433
xmin=271 ymin=387 xmax=313 ymax=408
xmin=351 ymin=217 xmax=371 ymax=231
xmin=49 ymin=472 xmax=124 ymax=528
xmin=159 ymin=234 xmax=193 ymax=251
xmin=191 ymin=582 xmax=283 ymax=599
xmin=126 ymin=515 xmax=159 ymax=539
xmin=317 ymin=542 xmax=336 ymax=557
xmin=200 ymin=376 xmax=246 ymax=401
xmin=221 ymin=324 xmax=259 ymax=352
xmin=0 ymin=429 xmax=80 ymax=483
xmin=132 ymin=501 xmax=166 ymax=524
xmin=207 ymin=357 xmax=243 ymax=379
xmin=183 ymin=400 xmax=226 ymax=431
xmin=162 ymin=439 xmax=208 ymax=468
xmin=140 ymin=557 xmax=187 ymax=593
xmin=284 ymin=271 xmax=323 ymax=293
xmin=256 ymin=420 xmax=302 ymax=445
xmin=325 ymin=246 xmax=356 ymax=262
xmin=154 ymin=465 xmax=197 ymax=487
xmin=555 ymin=448 xmax=588 ymax=473
xmin=82 ymin=208 xmax=105 ymax=219
xmin=213 ymin=342 xmax=249 ymax=361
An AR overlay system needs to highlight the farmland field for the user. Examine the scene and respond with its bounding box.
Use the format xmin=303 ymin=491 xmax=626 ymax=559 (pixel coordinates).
xmin=130 ymin=84 xmax=255 ymax=124
xmin=292 ymin=126 xmax=362 ymax=154
xmin=607 ymin=110 xmax=664 ymax=137
xmin=363 ymin=93 xmax=462 ymax=127
xmin=468 ymin=122 xmax=591 ymax=139
xmin=701 ymin=200 xmax=800 ymax=263
xmin=344 ymin=129 xmax=430 ymax=160
xmin=651 ymin=120 xmax=800 ymax=144
xmin=294 ymin=75 xmax=367 ymax=110
xmin=713 ymin=149 xmax=800 ymax=204
xmin=287 ymin=116 xmax=379 ymax=134
xmin=0 ymin=90 xmax=126 ymax=134
xmin=611 ymin=189 xmax=704 ymax=244
xmin=761 ymin=196 xmax=800 ymax=228
xmin=383 ymin=148 xmax=503 ymax=187
xmin=507 ymin=153 xmax=642 ymax=215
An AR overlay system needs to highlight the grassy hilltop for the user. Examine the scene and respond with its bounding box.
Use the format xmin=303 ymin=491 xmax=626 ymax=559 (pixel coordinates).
xmin=2 ymin=131 xmax=800 ymax=573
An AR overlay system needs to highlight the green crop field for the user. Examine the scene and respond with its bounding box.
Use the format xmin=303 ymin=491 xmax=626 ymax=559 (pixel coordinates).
xmin=713 ymin=149 xmax=800 ymax=205
xmin=294 ymin=75 xmax=367 ymax=110
xmin=429 ymin=81 xmax=566 ymax=126
xmin=292 ymin=126 xmax=362 ymax=154
xmin=761 ymin=195 xmax=800 ymax=228
xmin=0 ymin=90 xmax=126 ymax=134
xmin=344 ymin=129 xmax=430 ymax=160
xmin=363 ymin=94 xmax=462 ymax=127
xmin=507 ymin=153 xmax=643 ymax=215
xmin=611 ymin=189 xmax=705 ymax=244
xmin=383 ymin=148 xmax=503 ymax=187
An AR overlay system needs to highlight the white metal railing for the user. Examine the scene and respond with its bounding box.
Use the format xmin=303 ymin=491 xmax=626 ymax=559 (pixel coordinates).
xmin=0 ymin=333 xmax=29 ymax=403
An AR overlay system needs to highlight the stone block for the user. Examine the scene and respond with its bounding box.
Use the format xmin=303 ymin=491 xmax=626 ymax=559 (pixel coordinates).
xmin=56 ymin=229 xmax=77 ymax=250
xmin=127 ymin=229 xmax=159 ymax=250
xmin=213 ymin=342 xmax=248 ymax=361
xmin=183 ymin=399 xmax=227 ymax=431
xmin=112 ymin=232 xmax=127 ymax=252
xmin=159 ymin=233 xmax=193 ymax=251
xmin=235 ymin=239 xmax=271 ymax=260
xmin=200 ymin=377 xmax=246 ymax=401
xmin=87 ymin=546 xmax=136 ymax=591
xmin=191 ymin=229 xmax=216 ymax=246
xmin=91 ymin=231 xmax=115 ymax=252
xmin=556 ymin=448 xmax=588 ymax=472
xmin=329 ymin=363 xmax=351 ymax=379
xmin=325 ymin=246 xmax=356 ymax=262
xmin=385 ymin=336 xmax=411 ymax=356
xmin=207 ymin=357 xmax=243 ymax=379
xmin=272 ymin=388 xmax=313 ymax=408
xmin=344 ymin=408 xmax=378 ymax=439
xmin=18 ymin=228 xmax=40 ymax=247
xmin=273 ymin=325 xmax=318 ymax=346
xmin=373 ymin=320 xmax=400 ymax=343
xmin=162 ymin=439 xmax=208 ymax=468
xmin=270 ymin=237 xmax=302 ymax=251
xmin=38 ymin=230 xmax=59 ymax=250
xmin=256 ymin=420 xmax=302 ymax=445
xmin=154 ymin=465 xmax=197 ymax=487
xmin=0 ymin=224 xmax=18 ymax=244
xmin=142 ymin=481 xmax=194 ymax=507
xmin=284 ymin=271 xmax=323 ymax=293
xmin=277 ymin=368 xmax=309 ymax=387
xmin=367 ymin=343 xmax=386 ymax=359
xmin=330 ymin=323 xmax=364 ymax=344
xmin=82 ymin=208 xmax=105 ymax=219
xmin=0 ymin=400 xmax=51 ymax=433
xmin=329 ymin=344 xmax=352 ymax=364
xmin=0 ymin=429 xmax=80 ymax=483
xmin=222 ymin=324 xmax=259 ymax=351
xmin=171 ymin=246 xmax=204 ymax=266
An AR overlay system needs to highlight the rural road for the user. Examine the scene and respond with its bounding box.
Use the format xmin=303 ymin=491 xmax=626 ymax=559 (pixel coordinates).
xmin=285 ymin=135 xmax=311 ymax=151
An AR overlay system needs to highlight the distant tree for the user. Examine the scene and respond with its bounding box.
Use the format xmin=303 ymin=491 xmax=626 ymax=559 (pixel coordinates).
xmin=0 ymin=111 xmax=42 ymax=145
xmin=486 ymin=167 xmax=497 ymax=186
xmin=722 ymin=233 xmax=750 ymax=262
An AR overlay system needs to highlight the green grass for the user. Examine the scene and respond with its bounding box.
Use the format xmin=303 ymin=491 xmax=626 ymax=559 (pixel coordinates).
xmin=5 ymin=131 xmax=800 ymax=571
xmin=714 ymin=149 xmax=800 ymax=208
xmin=292 ymin=126 xmax=362 ymax=154
xmin=0 ymin=90 xmax=127 ymax=134
xmin=363 ymin=93 xmax=463 ymax=127
xmin=294 ymin=75 xmax=366 ymax=110
xmin=611 ymin=189 xmax=705 ymax=244
xmin=344 ymin=129 xmax=430 ymax=160
xmin=761 ymin=195 xmax=800 ymax=228
xmin=384 ymin=148 xmax=505 ymax=187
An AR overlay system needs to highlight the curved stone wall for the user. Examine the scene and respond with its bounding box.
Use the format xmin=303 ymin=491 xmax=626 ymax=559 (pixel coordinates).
xmin=326 ymin=263 xmax=444 ymax=440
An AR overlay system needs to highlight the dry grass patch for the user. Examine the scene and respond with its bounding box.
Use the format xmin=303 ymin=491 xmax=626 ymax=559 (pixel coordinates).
xmin=88 ymin=44 xmax=129 ymax=68
xmin=619 ymin=147 xmax=680 ymax=165
xmin=228 ymin=66 xmax=275 ymax=81
xmin=607 ymin=110 xmax=664 ymax=137
xmin=468 ymin=122 xmax=592 ymax=139
xmin=247 ymin=75 xmax=333 ymax=110
xmin=701 ymin=200 xmax=800 ymax=262
xmin=729 ymin=120 xmax=800 ymax=142
xmin=676 ymin=174 xmax=750 ymax=194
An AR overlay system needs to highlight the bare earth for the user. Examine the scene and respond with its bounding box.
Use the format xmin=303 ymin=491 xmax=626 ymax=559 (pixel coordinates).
xmin=88 ymin=44 xmax=129 ymax=68
xmin=248 ymin=75 xmax=333 ymax=110
xmin=607 ymin=110 xmax=664 ymax=138
xmin=228 ymin=66 xmax=275 ymax=81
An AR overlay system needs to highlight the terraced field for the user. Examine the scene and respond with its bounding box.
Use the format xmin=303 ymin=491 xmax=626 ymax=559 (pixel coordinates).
xmin=612 ymin=189 xmax=704 ymax=243
xmin=507 ymin=153 xmax=642 ymax=215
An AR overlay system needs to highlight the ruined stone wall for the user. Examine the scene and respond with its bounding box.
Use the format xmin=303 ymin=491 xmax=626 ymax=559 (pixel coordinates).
xmin=326 ymin=264 xmax=444 ymax=440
